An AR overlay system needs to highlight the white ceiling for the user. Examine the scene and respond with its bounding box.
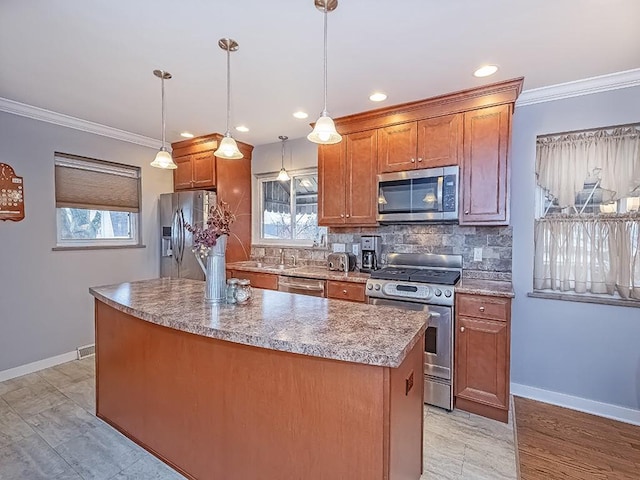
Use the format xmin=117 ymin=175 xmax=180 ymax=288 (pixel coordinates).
xmin=1 ymin=0 xmax=639 ymax=148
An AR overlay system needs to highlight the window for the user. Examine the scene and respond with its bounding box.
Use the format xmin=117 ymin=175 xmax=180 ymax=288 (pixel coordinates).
xmin=256 ymin=168 xmax=327 ymax=246
xmin=54 ymin=153 xmax=141 ymax=248
xmin=533 ymin=124 xmax=640 ymax=301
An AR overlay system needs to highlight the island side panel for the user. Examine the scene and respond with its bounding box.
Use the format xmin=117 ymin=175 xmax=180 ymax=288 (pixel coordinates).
xmin=387 ymin=335 xmax=425 ymax=480
xmin=95 ymin=300 xmax=389 ymax=480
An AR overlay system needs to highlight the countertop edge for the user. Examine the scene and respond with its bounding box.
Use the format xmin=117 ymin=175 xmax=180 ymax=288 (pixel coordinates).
xmin=226 ymin=263 xmax=370 ymax=284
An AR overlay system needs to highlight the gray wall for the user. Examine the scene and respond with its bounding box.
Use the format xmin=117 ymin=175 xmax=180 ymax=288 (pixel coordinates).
xmin=0 ymin=112 xmax=173 ymax=372
xmin=252 ymin=136 xmax=318 ymax=174
xmin=511 ymin=86 xmax=640 ymax=410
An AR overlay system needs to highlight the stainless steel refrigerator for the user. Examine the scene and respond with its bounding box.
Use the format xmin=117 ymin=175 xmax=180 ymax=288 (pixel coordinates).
xmin=160 ymin=190 xmax=216 ymax=280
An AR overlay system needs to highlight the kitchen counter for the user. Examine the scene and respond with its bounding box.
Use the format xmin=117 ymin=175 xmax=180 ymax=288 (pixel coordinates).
xmin=90 ymin=277 xmax=425 ymax=367
xmin=227 ymin=261 xmax=370 ymax=284
xmin=455 ymin=278 xmax=514 ymax=298
xmin=90 ymin=277 xmax=425 ymax=479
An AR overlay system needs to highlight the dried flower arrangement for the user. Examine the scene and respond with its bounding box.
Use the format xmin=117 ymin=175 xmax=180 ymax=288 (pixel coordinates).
xmin=185 ymin=200 xmax=235 ymax=253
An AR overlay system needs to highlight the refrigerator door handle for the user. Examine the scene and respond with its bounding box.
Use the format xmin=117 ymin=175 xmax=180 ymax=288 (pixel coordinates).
xmin=178 ymin=208 xmax=186 ymax=264
xmin=171 ymin=210 xmax=179 ymax=264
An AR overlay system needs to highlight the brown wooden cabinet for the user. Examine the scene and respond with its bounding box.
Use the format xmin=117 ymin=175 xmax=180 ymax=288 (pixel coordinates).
xmin=318 ymin=130 xmax=378 ymax=226
xmin=173 ymin=151 xmax=216 ymax=190
xmin=226 ymin=270 xmax=278 ymax=290
xmin=326 ymin=281 xmax=366 ymax=302
xmin=378 ymin=114 xmax=462 ymax=173
xmin=454 ymin=293 xmax=511 ymax=423
xmin=460 ymin=104 xmax=511 ymax=225
xmin=172 ymin=134 xmax=254 ymax=263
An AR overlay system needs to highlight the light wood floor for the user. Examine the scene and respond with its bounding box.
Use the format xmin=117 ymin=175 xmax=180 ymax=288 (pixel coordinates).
xmin=514 ymin=396 xmax=640 ymax=479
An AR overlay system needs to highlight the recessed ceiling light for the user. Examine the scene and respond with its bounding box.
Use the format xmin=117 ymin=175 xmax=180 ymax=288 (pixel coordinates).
xmin=180 ymin=132 xmax=194 ymax=138
xmin=293 ymin=111 xmax=309 ymax=119
xmin=235 ymin=125 xmax=249 ymax=133
xmin=473 ymin=65 xmax=499 ymax=78
xmin=369 ymin=92 xmax=387 ymax=102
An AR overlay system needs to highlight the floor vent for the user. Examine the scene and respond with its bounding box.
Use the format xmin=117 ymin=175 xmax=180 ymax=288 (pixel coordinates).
xmin=76 ymin=344 xmax=95 ymax=360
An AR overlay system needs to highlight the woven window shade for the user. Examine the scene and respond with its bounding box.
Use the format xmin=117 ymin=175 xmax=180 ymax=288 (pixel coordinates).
xmin=54 ymin=154 xmax=140 ymax=212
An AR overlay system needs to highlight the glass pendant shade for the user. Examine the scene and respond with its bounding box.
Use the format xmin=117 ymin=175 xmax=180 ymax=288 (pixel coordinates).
xmin=277 ymin=168 xmax=290 ymax=182
xmin=151 ymin=147 xmax=177 ymax=169
xmin=308 ymin=114 xmax=342 ymax=144
xmin=214 ymin=134 xmax=243 ymax=159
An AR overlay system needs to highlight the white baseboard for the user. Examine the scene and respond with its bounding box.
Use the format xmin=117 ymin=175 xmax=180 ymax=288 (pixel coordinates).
xmin=0 ymin=351 xmax=78 ymax=383
xmin=511 ymin=383 xmax=640 ymax=426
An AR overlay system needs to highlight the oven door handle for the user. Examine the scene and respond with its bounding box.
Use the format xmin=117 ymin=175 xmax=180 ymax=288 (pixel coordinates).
xmin=428 ymin=311 xmax=441 ymax=318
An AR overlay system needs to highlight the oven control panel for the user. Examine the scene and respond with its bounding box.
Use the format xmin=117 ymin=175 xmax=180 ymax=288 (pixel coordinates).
xmin=365 ymin=279 xmax=454 ymax=306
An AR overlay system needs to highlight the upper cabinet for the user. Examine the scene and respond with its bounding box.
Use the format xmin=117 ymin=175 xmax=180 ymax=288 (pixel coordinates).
xmin=318 ymin=130 xmax=378 ymax=226
xmin=379 ymin=114 xmax=462 ymax=173
xmin=460 ymin=105 xmax=511 ymax=225
xmin=321 ymin=78 xmax=523 ymax=227
xmin=171 ymin=134 xmax=254 ymax=263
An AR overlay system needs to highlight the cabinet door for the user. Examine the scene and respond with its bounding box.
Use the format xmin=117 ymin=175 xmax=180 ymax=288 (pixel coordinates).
xmin=455 ymin=316 xmax=509 ymax=410
xmin=378 ymin=122 xmax=418 ymax=173
xmin=460 ymin=105 xmax=511 ymax=225
xmin=217 ymin=155 xmax=251 ymax=263
xmin=346 ymin=130 xmax=378 ymax=225
xmin=318 ymin=143 xmax=346 ymax=225
xmin=192 ymin=152 xmax=216 ymax=189
xmin=173 ymin=155 xmax=194 ymax=191
xmin=230 ymin=270 xmax=278 ymax=290
xmin=417 ymin=114 xmax=462 ymax=168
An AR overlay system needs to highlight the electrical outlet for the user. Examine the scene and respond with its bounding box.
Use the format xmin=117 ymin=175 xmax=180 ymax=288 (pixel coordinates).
xmin=473 ymin=247 xmax=483 ymax=262
xmin=352 ymin=244 xmax=359 ymax=255
xmin=332 ymin=243 xmax=346 ymax=253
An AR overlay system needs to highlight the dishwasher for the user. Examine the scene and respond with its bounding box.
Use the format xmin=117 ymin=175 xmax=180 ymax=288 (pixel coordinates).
xmin=278 ymin=276 xmax=326 ymax=297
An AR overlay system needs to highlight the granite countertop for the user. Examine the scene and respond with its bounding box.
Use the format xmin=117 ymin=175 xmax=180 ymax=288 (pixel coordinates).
xmin=89 ymin=278 xmax=427 ymax=368
xmin=455 ymin=278 xmax=514 ymax=298
xmin=227 ymin=261 xmax=370 ymax=284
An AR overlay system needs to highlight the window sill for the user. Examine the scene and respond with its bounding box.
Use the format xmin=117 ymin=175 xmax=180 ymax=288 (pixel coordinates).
xmin=52 ymin=244 xmax=146 ymax=252
xmin=527 ymin=290 xmax=640 ymax=308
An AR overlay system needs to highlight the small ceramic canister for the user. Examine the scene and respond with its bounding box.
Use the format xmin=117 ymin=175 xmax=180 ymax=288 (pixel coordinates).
xmin=235 ymin=279 xmax=252 ymax=305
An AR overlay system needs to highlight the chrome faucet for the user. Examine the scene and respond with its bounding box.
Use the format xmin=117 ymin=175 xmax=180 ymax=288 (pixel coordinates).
xmin=279 ymin=248 xmax=285 ymax=265
xmin=291 ymin=255 xmax=297 ymax=267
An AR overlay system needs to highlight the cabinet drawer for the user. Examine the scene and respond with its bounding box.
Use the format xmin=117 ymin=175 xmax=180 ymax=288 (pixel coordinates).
xmin=229 ymin=270 xmax=278 ymax=291
xmin=327 ymin=281 xmax=366 ymax=303
xmin=456 ymin=294 xmax=509 ymax=322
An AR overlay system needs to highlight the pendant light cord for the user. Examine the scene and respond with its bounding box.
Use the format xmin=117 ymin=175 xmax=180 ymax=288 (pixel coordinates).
xmin=161 ymin=72 xmax=166 ymax=148
xmin=226 ymin=48 xmax=231 ymax=135
xmin=281 ymin=139 xmax=286 ymax=168
xmin=322 ymin=4 xmax=328 ymax=116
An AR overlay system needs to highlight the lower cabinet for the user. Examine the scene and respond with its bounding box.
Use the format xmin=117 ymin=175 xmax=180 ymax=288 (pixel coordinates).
xmin=226 ymin=270 xmax=278 ymax=291
xmin=454 ymin=293 xmax=511 ymax=423
xmin=327 ymin=281 xmax=366 ymax=302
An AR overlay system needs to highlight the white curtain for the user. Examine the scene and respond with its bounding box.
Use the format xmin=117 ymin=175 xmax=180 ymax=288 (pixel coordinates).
xmin=536 ymin=126 xmax=640 ymax=207
xmin=534 ymin=216 xmax=640 ymax=300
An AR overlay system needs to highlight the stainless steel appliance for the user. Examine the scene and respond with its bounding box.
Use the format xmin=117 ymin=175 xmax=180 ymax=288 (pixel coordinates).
xmin=327 ymin=252 xmax=357 ymax=272
xmin=377 ymin=166 xmax=459 ymax=223
xmin=160 ymin=190 xmax=216 ymax=280
xmin=365 ymin=253 xmax=462 ymax=411
xmin=361 ymin=235 xmax=382 ymax=273
xmin=278 ymin=276 xmax=326 ymax=297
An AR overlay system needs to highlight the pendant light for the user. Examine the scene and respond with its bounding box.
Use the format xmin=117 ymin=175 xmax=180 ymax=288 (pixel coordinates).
xmin=214 ymin=38 xmax=243 ymax=160
xmin=277 ymin=136 xmax=291 ymax=182
xmin=150 ymin=70 xmax=177 ymax=169
xmin=307 ymin=0 xmax=342 ymax=145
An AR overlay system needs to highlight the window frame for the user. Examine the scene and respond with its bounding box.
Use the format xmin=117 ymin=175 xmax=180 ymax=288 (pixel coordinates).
xmin=252 ymin=167 xmax=326 ymax=247
xmin=53 ymin=153 xmax=143 ymax=250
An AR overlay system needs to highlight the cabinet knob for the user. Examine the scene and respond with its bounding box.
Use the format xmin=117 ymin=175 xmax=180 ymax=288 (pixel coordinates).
xmin=346 ymin=214 xmax=350 ymax=218
xmin=464 ymin=210 xmax=469 ymax=215
xmin=460 ymin=327 xmax=465 ymax=332
xmin=342 ymin=290 xmax=347 ymax=295
xmin=411 ymin=158 xmax=416 ymax=163
xmin=340 ymin=214 xmax=344 ymax=218
xmin=418 ymin=157 xmax=423 ymax=162
xmin=479 ymin=306 xmax=485 ymax=312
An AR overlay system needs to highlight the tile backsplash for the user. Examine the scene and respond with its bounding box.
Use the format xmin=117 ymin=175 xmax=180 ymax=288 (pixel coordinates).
xmin=251 ymin=224 xmax=512 ymax=281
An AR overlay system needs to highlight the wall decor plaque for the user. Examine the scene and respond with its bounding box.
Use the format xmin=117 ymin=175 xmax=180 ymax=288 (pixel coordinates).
xmin=0 ymin=163 xmax=25 ymax=222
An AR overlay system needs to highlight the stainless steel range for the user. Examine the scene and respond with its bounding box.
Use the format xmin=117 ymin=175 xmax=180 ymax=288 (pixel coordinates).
xmin=365 ymin=253 xmax=462 ymax=411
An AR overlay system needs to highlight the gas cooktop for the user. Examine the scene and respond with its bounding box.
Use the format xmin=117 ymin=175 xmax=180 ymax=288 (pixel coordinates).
xmin=370 ymin=267 xmax=460 ymax=286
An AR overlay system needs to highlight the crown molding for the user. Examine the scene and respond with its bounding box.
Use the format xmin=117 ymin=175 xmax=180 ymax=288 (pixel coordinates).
xmin=517 ymin=68 xmax=640 ymax=107
xmin=0 ymin=97 xmax=160 ymax=149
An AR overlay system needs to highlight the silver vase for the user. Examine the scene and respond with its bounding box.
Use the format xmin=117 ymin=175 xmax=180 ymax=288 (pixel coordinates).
xmin=197 ymin=235 xmax=227 ymax=304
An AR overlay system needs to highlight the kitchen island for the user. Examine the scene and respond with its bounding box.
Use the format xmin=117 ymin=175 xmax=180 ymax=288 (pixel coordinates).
xmin=90 ymin=278 xmax=427 ymax=480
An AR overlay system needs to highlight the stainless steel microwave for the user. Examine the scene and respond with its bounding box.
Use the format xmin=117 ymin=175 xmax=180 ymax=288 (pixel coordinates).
xmin=377 ymin=166 xmax=459 ymax=223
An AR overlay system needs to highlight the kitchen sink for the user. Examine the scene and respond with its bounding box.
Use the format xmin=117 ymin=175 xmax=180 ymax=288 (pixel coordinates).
xmin=230 ymin=261 xmax=296 ymax=271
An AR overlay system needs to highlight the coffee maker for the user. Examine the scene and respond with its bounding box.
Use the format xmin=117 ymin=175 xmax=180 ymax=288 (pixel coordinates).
xmin=361 ymin=236 xmax=382 ymax=273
